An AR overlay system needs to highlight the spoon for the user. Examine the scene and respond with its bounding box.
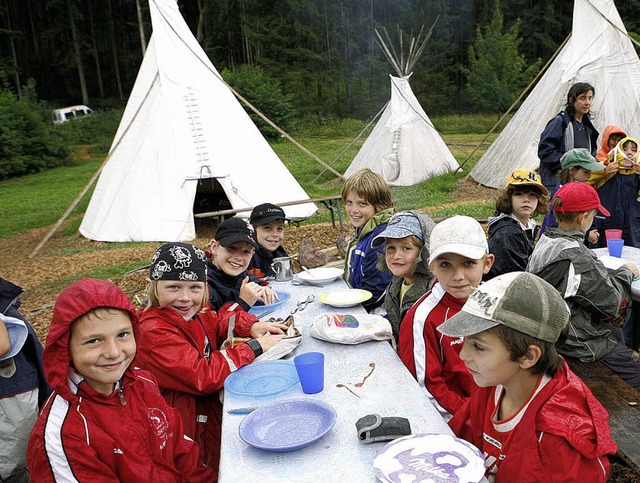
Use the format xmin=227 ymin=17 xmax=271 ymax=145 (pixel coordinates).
xmin=301 ymin=265 xmax=315 ymax=278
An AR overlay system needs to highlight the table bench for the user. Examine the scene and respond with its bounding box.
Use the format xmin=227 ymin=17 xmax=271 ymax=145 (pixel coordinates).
xmin=194 ymin=195 xmax=344 ymax=229
xmin=567 ymin=359 xmax=640 ymax=474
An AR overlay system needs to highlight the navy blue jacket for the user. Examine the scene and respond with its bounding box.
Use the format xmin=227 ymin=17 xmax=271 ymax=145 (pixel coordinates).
xmin=248 ymin=245 xmax=289 ymax=278
xmin=206 ymin=259 xmax=262 ymax=312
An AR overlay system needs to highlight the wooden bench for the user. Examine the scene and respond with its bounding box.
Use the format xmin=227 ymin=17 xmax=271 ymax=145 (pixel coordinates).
xmin=567 ymin=359 xmax=640 ymax=474
xmin=194 ymin=195 xmax=344 ymax=229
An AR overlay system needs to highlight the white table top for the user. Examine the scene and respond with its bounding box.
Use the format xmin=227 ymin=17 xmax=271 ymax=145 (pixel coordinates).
xmin=219 ymin=277 xmax=454 ymax=483
xmin=592 ymin=246 xmax=640 ymax=299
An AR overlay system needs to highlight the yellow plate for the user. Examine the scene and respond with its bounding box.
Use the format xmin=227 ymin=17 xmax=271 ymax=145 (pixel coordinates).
xmin=318 ymin=289 xmax=372 ymax=308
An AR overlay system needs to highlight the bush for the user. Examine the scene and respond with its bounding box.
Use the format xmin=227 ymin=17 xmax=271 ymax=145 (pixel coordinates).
xmin=221 ymin=65 xmax=296 ymax=139
xmin=0 ymin=88 xmax=69 ymax=180
xmin=54 ymin=108 xmax=122 ymax=148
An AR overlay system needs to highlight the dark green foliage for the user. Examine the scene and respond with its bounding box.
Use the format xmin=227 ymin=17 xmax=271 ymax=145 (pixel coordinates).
xmin=54 ymin=108 xmax=122 ymax=148
xmin=221 ymin=65 xmax=295 ymax=138
xmin=0 ymin=86 xmax=69 ymax=180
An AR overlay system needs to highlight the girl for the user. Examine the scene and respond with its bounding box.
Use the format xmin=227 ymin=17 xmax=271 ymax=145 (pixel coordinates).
xmin=248 ymin=203 xmax=289 ymax=278
xmin=206 ymin=217 xmax=277 ymax=311
xmin=371 ymin=211 xmax=435 ymax=341
xmin=342 ymin=168 xmax=395 ymax=311
xmin=596 ymin=125 xmax=626 ymax=163
xmin=136 ymin=243 xmax=286 ymax=475
xmin=486 ymin=168 xmax=549 ymax=279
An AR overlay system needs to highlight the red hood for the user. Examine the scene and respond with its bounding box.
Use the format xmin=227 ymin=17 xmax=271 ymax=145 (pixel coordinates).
xmin=599 ymin=125 xmax=627 ymax=154
xmin=44 ymin=278 xmax=139 ymax=401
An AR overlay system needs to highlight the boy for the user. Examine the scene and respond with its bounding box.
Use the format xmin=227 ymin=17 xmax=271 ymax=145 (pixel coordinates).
xmin=207 ymin=217 xmax=277 ymax=311
xmin=398 ymin=215 xmax=494 ymax=420
xmin=371 ymin=210 xmax=435 ymax=341
xmin=248 ymin=203 xmax=289 ymax=278
xmin=438 ymin=271 xmax=617 ymax=482
xmin=27 ymin=278 xmax=213 ymax=481
xmin=527 ymin=181 xmax=640 ymax=390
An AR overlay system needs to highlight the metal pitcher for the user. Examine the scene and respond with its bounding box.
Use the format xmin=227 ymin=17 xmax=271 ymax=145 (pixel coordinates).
xmin=271 ymin=256 xmax=293 ymax=281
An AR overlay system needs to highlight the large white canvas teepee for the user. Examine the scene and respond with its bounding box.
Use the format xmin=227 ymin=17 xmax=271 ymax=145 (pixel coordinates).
xmin=470 ymin=0 xmax=640 ymax=189
xmin=80 ymin=0 xmax=316 ymax=242
xmin=344 ymin=27 xmax=459 ymax=186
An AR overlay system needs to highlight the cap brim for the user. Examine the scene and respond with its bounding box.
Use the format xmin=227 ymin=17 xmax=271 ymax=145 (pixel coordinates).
xmin=0 ymin=314 xmax=28 ymax=361
xmin=429 ymin=244 xmax=486 ymax=263
xmin=598 ymin=204 xmax=610 ymax=217
xmin=437 ymin=310 xmax=499 ymax=338
xmin=371 ymin=228 xmax=417 ymax=247
xmin=513 ymin=182 xmax=549 ymax=197
xmin=250 ymin=214 xmax=286 ymax=226
xmin=217 ymin=234 xmax=259 ymax=249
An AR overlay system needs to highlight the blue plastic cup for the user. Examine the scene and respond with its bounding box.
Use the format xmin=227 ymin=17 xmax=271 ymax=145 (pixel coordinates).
xmin=294 ymin=352 xmax=325 ymax=394
xmin=608 ymin=238 xmax=624 ymax=258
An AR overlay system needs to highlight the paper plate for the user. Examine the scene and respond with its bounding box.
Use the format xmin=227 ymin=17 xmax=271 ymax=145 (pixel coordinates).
xmin=249 ymin=291 xmax=291 ymax=316
xmin=298 ymin=267 xmax=344 ymax=286
xmin=318 ymin=289 xmax=372 ymax=308
xmin=239 ymin=398 xmax=336 ymax=452
xmin=224 ymin=360 xmax=299 ymax=397
xmin=373 ymin=433 xmax=485 ymax=483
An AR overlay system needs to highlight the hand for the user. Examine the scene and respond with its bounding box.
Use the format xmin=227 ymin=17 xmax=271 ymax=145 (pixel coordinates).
xmin=624 ymin=262 xmax=640 ymax=278
xmin=258 ymin=286 xmax=277 ymax=305
xmin=239 ymin=276 xmax=263 ymax=306
xmin=255 ymin=333 xmax=286 ymax=352
xmin=633 ymin=163 xmax=640 ymax=175
xmin=250 ymin=321 xmax=289 ymax=338
xmin=587 ymin=229 xmax=599 ymax=245
xmin=604 ymin=161 xmax=619 ymax=174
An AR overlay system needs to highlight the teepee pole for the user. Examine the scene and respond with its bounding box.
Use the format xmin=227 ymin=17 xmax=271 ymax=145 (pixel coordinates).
xmin=458 ymin=32 xmax=572 ymax=175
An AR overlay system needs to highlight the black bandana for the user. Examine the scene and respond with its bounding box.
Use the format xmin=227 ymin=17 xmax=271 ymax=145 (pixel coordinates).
xmin=150 ymin=243 xmax=207 ymax=281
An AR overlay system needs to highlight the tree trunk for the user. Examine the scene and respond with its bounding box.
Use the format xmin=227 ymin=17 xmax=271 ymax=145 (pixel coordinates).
xmin=107 ymin=0 xmax=124 ymax=99
xmin=6 ymin=0 xmax=20 ymax=97
xmin=136 ymin=0 xmax=146 ymax=55
xmin=196 ymin=0 xmax=205 ymax=44
xmin=67 ymin=0 xmax=89 ymax=104
xmin=87 ymin=0 xmax=104 ymax=98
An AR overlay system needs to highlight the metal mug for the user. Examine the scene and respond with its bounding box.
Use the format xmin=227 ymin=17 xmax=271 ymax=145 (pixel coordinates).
xmin=271 ymin=257 xmax=293 ymax=281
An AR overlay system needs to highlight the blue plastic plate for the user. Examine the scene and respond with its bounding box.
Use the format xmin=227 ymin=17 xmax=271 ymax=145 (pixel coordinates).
xmin=224 ymin=360 xmax=299 ymax=397
xmin=239 ymin=399 xmax=336 ymax=452
xmin=248 ymin=291 xmax=291 ymax=316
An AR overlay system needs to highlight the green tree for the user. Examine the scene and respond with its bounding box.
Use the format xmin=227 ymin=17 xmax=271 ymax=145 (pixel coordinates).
xmin=463 ymin=1 xmax=540 ymax=113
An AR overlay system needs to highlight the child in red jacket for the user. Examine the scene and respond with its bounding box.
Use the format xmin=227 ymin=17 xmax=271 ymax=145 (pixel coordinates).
xmin=439 ymin=272 xmax=617 ymax=482
xmin=136 ymin=242 xmax=286 ymax=476
xmin=27 ymin=278 xmax=214 ymax=482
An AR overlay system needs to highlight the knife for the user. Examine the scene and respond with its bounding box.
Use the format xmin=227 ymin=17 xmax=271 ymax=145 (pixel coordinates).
xmin=227 ymin=407 xmax=257 ymax=415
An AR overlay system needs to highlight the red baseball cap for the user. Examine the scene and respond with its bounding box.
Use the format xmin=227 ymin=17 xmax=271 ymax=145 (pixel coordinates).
xmin=553 ymin=181 xmax=610 ymax=216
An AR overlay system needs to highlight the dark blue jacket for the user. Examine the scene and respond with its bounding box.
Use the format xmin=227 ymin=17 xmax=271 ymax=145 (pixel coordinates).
xmin=248 ymin=244 xmax=289 ymax=278
xmin=206 ymin=258 xmax=261 ymax=312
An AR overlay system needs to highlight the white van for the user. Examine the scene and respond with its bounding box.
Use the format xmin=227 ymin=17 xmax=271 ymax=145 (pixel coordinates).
xmin=52 ymin=105 xmax=94 ymax=124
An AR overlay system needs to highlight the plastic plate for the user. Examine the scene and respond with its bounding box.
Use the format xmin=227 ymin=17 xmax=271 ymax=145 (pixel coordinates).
xmin=224 ymin=360 xmax=299 ymax=397
xmin=248 ymin=291 xmax=291 ymax=316
xmin=239 ymin=398 xmax=336 ymax=452
xmin=298 ymin=267 xmax=345 ymax=286
xmin=373 ymin=433 xmax=485 ymax=483
xmin=318 ymin=289 xmax=372 ymax=307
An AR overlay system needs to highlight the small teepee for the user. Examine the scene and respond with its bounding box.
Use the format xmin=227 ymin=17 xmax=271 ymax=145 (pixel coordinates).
xmin=79 ymin=0 xmax=316 ymax=242
xmin=470 ymin=0 xmax=640 ymax=188
xmin=344 ymin=26 xmax=459 ymax=186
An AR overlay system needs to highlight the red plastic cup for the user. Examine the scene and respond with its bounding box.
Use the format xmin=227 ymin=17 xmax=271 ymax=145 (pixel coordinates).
xmin=605 ymin=229 xmax=623 ymax=241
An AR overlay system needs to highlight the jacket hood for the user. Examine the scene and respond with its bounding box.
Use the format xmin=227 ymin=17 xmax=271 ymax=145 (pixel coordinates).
xmin=376 ymin=210 xmax=435 ymax=276
xmin=599 ymin=125 xmax=626 ymax=154
xmin=537 ymin=363 xmax=617 ymax=458
xmin=44 ymin=278 xmax=139 ymax=401
xmin=0 ymin=277 xmax=23 ymax=314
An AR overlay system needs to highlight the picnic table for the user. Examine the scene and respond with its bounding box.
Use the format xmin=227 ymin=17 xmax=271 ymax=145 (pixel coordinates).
xmin=219 ymin=276 xmax=469 ymax=482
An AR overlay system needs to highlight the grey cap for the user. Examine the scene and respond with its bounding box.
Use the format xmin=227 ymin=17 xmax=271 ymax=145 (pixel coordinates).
xmin=560 ymin=148 xmax=604 ymax=172
xmin=437 ymin=272 xmax=570 ymax=343
xmin=372 ymin=212 xmax=424 ymax=248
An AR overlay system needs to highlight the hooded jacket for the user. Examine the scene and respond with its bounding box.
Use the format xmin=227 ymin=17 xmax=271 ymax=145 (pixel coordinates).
xmin=449 ymin=363 xmax=617 ymax=482
xmin=527 ymin=228 xmax=632 ymax=361
xmin=595 ymin=125 xmax=626 ymax=163
xmin=136 ymin=303 xmax=258 ymax=472
xmin=0 ymin=278 xmax=50 ymax=481
xmin=377 ymin=211 xmax=435 ymax=340
xmin=27 ymin=278 xmax=212 ymax=482
xmin=486 ymin=214 xmax=538 ymax=280
xmin=248 ymin=244 xmax=289 ymax=278
xmin=344 ymin=208 xmax=395 ymax=310
xmin=206 ymin=257 xmax=262 ymax=312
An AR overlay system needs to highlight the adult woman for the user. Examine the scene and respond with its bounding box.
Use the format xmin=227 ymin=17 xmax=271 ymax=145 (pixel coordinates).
xmin=538 ymin=82 xmax=599 ymax=196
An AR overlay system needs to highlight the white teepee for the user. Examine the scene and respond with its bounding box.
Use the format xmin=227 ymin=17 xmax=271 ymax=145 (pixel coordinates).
xmin=79 ymin=0 xmax=316 ymax=242
xmin=344 ymin=27 xmax=459 ymax=186
xmin=470 ymin=0 xmax=640 ymax=188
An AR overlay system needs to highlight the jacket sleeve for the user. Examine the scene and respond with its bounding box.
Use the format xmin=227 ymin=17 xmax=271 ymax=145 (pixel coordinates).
xmin=488 ymin=227 xmax=531 ymax=278
xmin=359 ymin=244 xmax=393 ymax=308
xmin=536 ymin=433 xmax=610 ymax=482
xmin=538 ymin=115 xmax=565 ymax=174
xmin=137 ymin=320 xmax=255 ymax=395
xmin=571 ymin=260 xmax=632 ymax=317
xmin=208 ymin=306 xmax=258 ymax=342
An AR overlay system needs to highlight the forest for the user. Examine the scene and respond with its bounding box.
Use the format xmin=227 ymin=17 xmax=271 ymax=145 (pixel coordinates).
xmin=2 ymin=0 xmax=640 ymax=119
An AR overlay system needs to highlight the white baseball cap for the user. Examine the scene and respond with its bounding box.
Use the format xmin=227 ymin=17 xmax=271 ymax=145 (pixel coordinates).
xmin=0 ymin=313 xmax=28 ymax=361
xmin=429 ymin=215 xmax=488 ymax=262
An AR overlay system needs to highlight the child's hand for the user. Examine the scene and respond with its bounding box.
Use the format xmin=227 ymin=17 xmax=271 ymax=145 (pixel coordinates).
xmin=633 ymin=163 xmax=640 ymax=175
xmin=239 ymin=276 xmax=263 ymax=306
xmin=624 ymin=262 xmax=640 ymax=278
xmin=255 ymin=333 xmax=286 ymax=352
xmin=605 ymin=161 xmax=619 ymax=174
xmin=258 ymin=287 xmax=277 ymax=305
xmin=250 ymin=321 xmax=289 ymax=338
xmin=587 ymin=229 xmax=599 ymax=244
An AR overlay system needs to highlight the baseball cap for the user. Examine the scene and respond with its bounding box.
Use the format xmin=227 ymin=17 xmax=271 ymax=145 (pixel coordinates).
xmin=506 ymin=168 xmax=549 ymax=197
xmin=249 ymin=203 xmax=286 ymax=226
xmin=437 ymin=272 xmax=570 ymax=343
xmin=214 ymin=217 xmax=259 ymax=249
xmin=429 ymin=215 xmax=488 ymax=262
xmin=0 ymin=313 xmax=28 ymax=361
xmin=371 ymin=211 xmax=423 ymax=247
xmin=560 ymin=148 xmax=604 ymax=172
xmin=553 ymin=181 xmax=610 ymax=216
xmin=150 ymin=243 xmax=207 ymax=281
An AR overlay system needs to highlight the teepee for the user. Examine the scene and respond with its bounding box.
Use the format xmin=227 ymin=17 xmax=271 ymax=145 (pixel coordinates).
xmin=79 ymin=0 xmax=316 ymax=242
xmin=470 ymin=0 xmax=640 ymax=189
xmin=343 ymin=26 xmax=459 ymax=186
